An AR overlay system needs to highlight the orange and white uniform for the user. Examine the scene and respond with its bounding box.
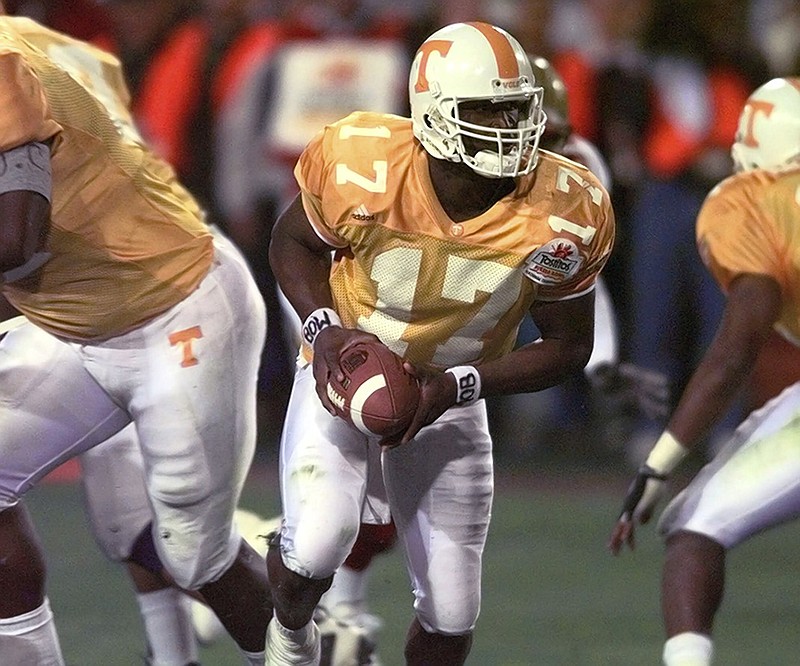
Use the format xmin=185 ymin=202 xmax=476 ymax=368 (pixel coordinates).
xmin=295 ymin=111 xmax=614 ymax=367
xmin=278 ymin=111 xmax=614 ymax=635
xmin=0 ymin=17 xmax=265 ymax=589
xmin=0 ymin=18 xmax=212 ymax=340
xmin=659 ymin=164 xmax=800 ymax=547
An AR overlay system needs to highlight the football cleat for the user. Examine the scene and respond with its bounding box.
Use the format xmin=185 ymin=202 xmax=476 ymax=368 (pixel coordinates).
xmin=316 ymin=604 xmax=383 ymax=666
xmin=265 ymin=617 xmax=321 ymax=665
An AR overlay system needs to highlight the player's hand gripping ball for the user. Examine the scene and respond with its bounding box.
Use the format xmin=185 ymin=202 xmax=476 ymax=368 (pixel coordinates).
xmin=327 ymin=341 xmax=419 ymax=437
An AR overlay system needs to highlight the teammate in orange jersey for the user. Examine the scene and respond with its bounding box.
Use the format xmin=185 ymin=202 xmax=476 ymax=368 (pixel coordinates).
xmin=0 ymin=9 xmax=271 ymax=665
xmin=609 ymin=77 xmax=800 ymax=666
xmin=267 ymin=21 xmax=615 ymax=664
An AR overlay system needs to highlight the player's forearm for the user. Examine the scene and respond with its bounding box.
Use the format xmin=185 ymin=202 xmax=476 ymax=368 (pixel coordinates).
xmin=270 ymin=236 xmax=333 ymax=320
xmin=667 ymin=344 xmax=757 ymax=449
xmin=667 ymin=275 xmax=780 ymax=450
xmin=0 ymin=190 xmax=51 ymax=280
xmin=640 ymin=353 xmax=753 ymax=479
xmin=268 ymin=197 xmax=335 ymax=321
xmin=477 ymin=336 xmax=592 ymax=398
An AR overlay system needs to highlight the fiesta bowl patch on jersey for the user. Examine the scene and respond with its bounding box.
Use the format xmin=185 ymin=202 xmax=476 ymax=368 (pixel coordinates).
xmin=524 ymin=238 xmax=583 ymax=285
xmin=327 ymin=341 xmax=419 ymax=437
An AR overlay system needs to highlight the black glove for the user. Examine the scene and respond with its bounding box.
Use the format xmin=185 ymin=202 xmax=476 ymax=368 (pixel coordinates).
xmin=588 ymin=362 xmax=670 ymax=420
xmin=608 ymin=464 xmax=670 ymax=554
xmin=617 ymin=464 xmax=668 ymax=524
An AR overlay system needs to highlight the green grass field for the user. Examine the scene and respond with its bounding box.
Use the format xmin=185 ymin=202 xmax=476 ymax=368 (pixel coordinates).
xmin=26 ymin=464 xmax=800 ymax=665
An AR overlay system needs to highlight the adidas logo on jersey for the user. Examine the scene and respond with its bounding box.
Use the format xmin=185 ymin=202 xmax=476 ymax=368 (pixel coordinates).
xmin=351 ymin=205 xmax=376 ymax=221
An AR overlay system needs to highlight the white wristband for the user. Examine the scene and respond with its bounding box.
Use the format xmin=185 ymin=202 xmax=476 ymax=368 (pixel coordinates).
xmin=446 ymin=365 xmax=481 ymax=406
xmin=645 ymin=431 xmax=689 ymax=476
xmin=301 ymin=307 xmax=341 ymax=348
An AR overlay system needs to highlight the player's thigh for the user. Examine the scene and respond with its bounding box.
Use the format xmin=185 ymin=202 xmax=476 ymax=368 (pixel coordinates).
xmin=123 ymin=241 xmax=265 ymax=585
xmin=79 ymin=424 xmax=151 ymax=561
xmin=131 ymin=240 xmax=264 ymax=499
xmin=0 ymin=320 xmax=129 ymax=509
xmin=279 ymin=365 xmax=373 ymax=578
xmin=384 ymin=402 xmax=494 ymax=634
xmin=659 ymin=381 xmax=800 ymax=547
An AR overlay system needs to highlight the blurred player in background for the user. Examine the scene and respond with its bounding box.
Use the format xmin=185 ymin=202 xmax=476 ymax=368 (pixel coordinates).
xmin=492 ymin=53 xmax=668 ymax=458
xmin=267 ymin=21 xmax=614 ymax=664
xmin=0 ymin=9 xmax=270 ymax=665
xmin=609 ymin=77 xmax=800 ymax=666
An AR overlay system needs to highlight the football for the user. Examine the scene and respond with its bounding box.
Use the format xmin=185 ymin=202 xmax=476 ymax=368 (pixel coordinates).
xmin=326 ymin=341 xmax=419 ymax=437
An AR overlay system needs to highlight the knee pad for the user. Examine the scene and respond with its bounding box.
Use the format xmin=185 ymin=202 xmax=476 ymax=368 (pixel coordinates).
xmin=416 ymin=608 xmax=479 ymax=637
xmin=414 ymin=582 xmax=480 ymax=636
xmin=282 ymin=521 xmax=358 ymax=579
xmin=154 ymin=518 xmax=240 ymax=590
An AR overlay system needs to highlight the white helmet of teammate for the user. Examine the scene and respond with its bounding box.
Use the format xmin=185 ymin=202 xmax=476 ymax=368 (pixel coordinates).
xmin=731 ymin=77 xmax=800 ymax=172
xmin=409 ymin=22 xmax=545 ymax=179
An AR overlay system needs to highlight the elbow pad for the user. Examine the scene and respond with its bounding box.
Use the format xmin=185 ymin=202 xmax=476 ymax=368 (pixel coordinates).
xmin=0 ymin=142 xmax=52 ymax=283
xmin=0 ymin=142 xmax=52 ymax=201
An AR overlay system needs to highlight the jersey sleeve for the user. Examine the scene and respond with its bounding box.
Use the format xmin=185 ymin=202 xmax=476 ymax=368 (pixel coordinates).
xmin=294 ymin=125 xmax=350 ymax=248
xmin=0 ymin=50 xmax=61 ymax=151
xmin=294 ymin=112 xmax=407 ymax=248
xmin=533 ymin=163 xmax=616 ymax=302
xmin=696 ymin=177 xmax=780 ymax=293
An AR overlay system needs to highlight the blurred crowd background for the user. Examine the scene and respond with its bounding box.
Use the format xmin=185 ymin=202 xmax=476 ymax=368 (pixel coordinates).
xmin=9 ymin=0 xmax=800 ymax=469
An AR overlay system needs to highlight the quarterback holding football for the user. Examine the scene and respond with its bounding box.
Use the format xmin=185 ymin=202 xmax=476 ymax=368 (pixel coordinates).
xmin=267 ymin=20 xmax=615 ymax=665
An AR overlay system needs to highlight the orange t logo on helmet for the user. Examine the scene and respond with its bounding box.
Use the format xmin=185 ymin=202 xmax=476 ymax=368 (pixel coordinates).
xmin=413 ymin=40 xmax=453 ymax=93
xmin=741 ymin=100 xmax=774 ymax=148
xmin=412 ymin=23 xmax=521 ymax=94
xmin=409 ymin=21 xmax=545 ymax=177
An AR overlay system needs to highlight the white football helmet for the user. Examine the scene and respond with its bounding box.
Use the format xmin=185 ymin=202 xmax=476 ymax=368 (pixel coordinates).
xmin=731 ymin=77 xmax=800 ymax=172
xmin=409 ymin=22 xmax=545 ymax=179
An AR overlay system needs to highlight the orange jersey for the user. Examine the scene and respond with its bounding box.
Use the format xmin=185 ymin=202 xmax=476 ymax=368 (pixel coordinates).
xmin=698 ymin=164 xmax=800 ymax=345
xmin=296 ymin=111 xmax=615 ymax=368
xmin=0 ymin=17 xmax=212 ymax=341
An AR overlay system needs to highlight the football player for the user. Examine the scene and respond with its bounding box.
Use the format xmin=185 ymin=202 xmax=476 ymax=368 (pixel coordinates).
xmin=267 ymin=21 xmax=615 ymax=664
xmin=81 ymin=414 xmax=388 ymax=666
xmin=525 ymin=54 xmax=668 ymax=423
xmin=609 ymin=77 xmax=800 ymax=666
xmin=0 ymin=8 xmax=271 ymax=665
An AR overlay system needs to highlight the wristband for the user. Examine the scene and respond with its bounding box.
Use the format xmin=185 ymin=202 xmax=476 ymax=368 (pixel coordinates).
xmin=446 ymin=365 xmax=482 ymax=406
xmin=645 ymin=431 xmax=689 ymax=476
xmin=302 ymin=307 xmax=341 ymax=348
